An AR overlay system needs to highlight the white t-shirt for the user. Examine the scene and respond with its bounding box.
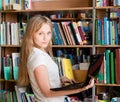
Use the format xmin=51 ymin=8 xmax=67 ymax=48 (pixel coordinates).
xmin=27 ymin=47 xmax=65 ymax=102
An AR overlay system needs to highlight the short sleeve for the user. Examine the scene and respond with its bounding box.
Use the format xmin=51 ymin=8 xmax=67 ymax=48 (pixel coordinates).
xmin=27 ymin=51 xmax=47 ymax=71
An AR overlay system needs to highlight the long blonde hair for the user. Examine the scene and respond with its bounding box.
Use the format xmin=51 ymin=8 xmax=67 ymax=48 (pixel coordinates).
xmin=17 ymin=15 xmax=53 ymax=86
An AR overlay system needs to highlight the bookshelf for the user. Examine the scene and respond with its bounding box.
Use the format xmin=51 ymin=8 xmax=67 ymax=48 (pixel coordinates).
xmin=0 ymin=0 xmax=94 ymax=101
xmin=94 ymin=0 xmax=120 ymax=101
xmin=0 ymin=0 xmax=120 ymax=101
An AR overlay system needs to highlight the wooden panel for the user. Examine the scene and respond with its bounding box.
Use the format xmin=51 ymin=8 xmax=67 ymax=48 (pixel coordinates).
xmin=32 ymin=0 xmax=92 ymax=10
xmin=96 ymin=48 xmax=106 ymax=54
xmin=96 ymin=86 xmax=106 ymax=94
xmin=96 ymin=10 xmax=107 ymax=19
xmin=2 ymin=13 xmax=17 ymax=22
xmin=2 ymin=47 xmax=19 ymax=56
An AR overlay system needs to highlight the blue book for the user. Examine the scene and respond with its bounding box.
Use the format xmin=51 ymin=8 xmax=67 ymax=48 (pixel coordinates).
xmin=98 ymin=19 xmax=102 ymax=45
xmin=53 ymin=22 xmax=64 ymax=45
xmin=104 ymin=17 xmax=110 ymax=45
xmin=114 ymin=21 xmax=119 ymax=45
xmin=52 ymin=27 xmax=60 ymax=45
xmin=116 ymin=0 xmax=120 ymax=6
xmin=109 ymin=20 xmax=112 ymax=45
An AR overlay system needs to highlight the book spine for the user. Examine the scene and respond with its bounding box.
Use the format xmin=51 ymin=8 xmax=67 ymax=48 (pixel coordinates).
xmin=110 ymin=51 xmax=115 ymax=84
xmin=105 ymin=49 xmax=110 ymax=84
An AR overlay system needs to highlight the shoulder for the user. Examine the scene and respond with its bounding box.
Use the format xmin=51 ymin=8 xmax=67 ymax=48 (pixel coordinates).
xmin=29 ymin=47 xmax=46 ymax=60
xmin=27 ymin=47 xmax=49 ymax=70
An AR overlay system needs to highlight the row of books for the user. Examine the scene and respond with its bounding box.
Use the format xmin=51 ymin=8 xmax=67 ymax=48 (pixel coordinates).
xmin=1 ymin=53 xmax=20 ymax=80
xmin=96 ymin=0 xmax=120 ymax=7
xmin=95 ymin=17 xmax=119 ymax=45
xmin=54 ymin=57 xmax=74 ymax=79
xmin=53 ymin=49 xmax=90 ymax=65
xmin=97 ymin=49 xmax=120 ymax=84
xmin=0 ymin=0 xmax=32 ymax=10
xmin=1 ymin=48 xmax=91 ymax=81
xmin=54 ymin=57 xmax=90 ymax=80
xmin=52 ymin=21 xmax=92 ymax=45
xmin=50 ymin=11 xmax=92 ymax=19
xmin=15 ymin=86 xmax=34 ymax=102
xmin=0 ymin=22 xmax=27 ymax=45
xmin=110 ymin=9 xmax=119 ymax=18
xmin=0 ymin=90 xmax=17 ymax=102
xmin=0 ymin=21 xmax=92 ymax=46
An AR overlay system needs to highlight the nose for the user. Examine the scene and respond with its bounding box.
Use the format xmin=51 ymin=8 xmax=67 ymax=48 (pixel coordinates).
xmin=43 ymin=33 xmax=47 ymax=40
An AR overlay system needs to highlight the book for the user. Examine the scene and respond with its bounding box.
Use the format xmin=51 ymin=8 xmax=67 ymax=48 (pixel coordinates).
xmin=115 ymin=48 xmax=120 ymax=84
xmin=12 ymin=52 xmax=20 ymax=80
xmin=64 ymin=21 xmax=76 ymax=45
xmin=24 ymin=0 xmax=32 ymax=10
xmin=61 ymin=22 xmax=71 ymax=45
xmin=0 ymin=0 xmax=2 ymax=10
xmin=77 ymin=21 xmax=87 ymax=45
xmin=98 ymin=56 xmax=104 ymax=84
xmin=62 ymin=58 xmax=74 ymax=80
xmin=110 ymin=51 xmax=115 ymax=84
xmin=88 ymin=54 xmax=104 ymax=77
xmin=25 ymin=92 xmax=34 ymax=102
xmin=15 ymin=85 xmax=26 ymax=102
xmin=57 ymin=22 xmax=67 ymax=45
xmin=53 ymin=22 xmax=64 ymax=45
xmin=72 ymin=22 xmax=82 ymax=45
xmin=105 ymin=50 xmax=110 ymax=84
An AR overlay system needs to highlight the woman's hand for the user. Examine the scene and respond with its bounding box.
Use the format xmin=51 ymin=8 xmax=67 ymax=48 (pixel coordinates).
xmin=60 ymin=76 xmax=76 ymax=85
xmin=85 ymin=78 xmax=95 ymax=89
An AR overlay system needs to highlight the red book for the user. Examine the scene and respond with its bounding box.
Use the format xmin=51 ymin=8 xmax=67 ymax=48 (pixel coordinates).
xmin=115 ymin=48 xmax=120 ymax=84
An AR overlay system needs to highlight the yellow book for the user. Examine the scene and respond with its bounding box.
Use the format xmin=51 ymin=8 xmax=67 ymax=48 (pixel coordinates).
xmin=62 ymin=58 xmax=74 ymax=80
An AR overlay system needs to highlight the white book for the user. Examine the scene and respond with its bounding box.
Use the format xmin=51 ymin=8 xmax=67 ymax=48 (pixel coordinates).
xmin=15 ymin=85 xmax=26 ymax=102
xmin=12 ymin=52 xmax=20 ymax=67
xmin=12 ymin=52 xmax=20 ymax=80
xmin=24 ymin=0 xmax=32 ymax=10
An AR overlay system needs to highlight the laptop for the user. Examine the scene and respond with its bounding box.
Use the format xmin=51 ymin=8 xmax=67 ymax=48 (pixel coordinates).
xmin=50 ymin=54 xmax=104 ymax=91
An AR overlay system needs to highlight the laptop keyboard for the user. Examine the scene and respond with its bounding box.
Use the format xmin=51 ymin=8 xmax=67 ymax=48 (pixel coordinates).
xmin=50 ymin=82 xmax=85 ymax=91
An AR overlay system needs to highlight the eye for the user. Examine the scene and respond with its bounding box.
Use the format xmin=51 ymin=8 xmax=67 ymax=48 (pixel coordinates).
xmin=38 ymin=33 xmax=42 ymax=35
xmin=47 ymin=31 xmax=52 ymax=35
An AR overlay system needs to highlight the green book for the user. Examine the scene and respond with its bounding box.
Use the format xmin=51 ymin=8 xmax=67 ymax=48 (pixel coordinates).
xmin=0 ymin=0 xmax=2 ymax=10
xmin=4 ymin=66 xmax=10 ymax=80
xmin=105 ymin=50 xmax=110 ymax=84
xmin=110 ymin=51 xmax=115 ymax=84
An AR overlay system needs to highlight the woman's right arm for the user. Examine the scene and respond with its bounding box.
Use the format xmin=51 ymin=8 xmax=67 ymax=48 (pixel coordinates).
xmin=34 ymin=65 xmax=95 ymax=98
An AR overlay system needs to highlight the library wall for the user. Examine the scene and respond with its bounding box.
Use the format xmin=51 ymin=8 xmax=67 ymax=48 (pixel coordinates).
xmin=32 ymin=0 xmax=92 ymax=10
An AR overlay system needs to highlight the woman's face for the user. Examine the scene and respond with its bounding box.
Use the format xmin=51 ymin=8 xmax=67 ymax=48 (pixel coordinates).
xmin=33 ymin=23 xmax=52 ymax=50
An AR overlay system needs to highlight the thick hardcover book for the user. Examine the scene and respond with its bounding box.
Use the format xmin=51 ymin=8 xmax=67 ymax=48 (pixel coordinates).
xmin=72 ymin=22 xmax=82 ymax=45
xmin=62 ymin=58 xmax=74 ymax=80
xmin=115 ymin=49 xmax=120 ymax=84
xmin=88 ymin=54 xmax=104 ymax=77
xmin=77 ymin=21 xmax=87 ymax=44
xmin=68 ymin=22 xmax=80 ymax=45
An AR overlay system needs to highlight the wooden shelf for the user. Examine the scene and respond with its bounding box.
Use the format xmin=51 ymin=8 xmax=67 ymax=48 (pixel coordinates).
xmin=0 ymin=78 xmax=16 ymax=82
xmin=0 ymin=7 xmax=93 ymax=13
xmin=1 ymin=45 xmax=93 ymax=48
xmin=52 ymin=45 xmax=93 ymax=48
xmin=96 ymin=84 xmax=120 ymax=87
xmin=95 ymin=45 xmax=120 ymax=48
xmin=1 ymin=45 xmax=21 ymax=47
xmin=52 ymin=18 xmax=92 ymax=21
xmin=95 ymin=6 xmax=120 ymax=9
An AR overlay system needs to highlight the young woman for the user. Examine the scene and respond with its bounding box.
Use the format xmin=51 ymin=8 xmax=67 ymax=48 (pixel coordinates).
xmin=17 ymin=15 xmax=95 ymax=102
